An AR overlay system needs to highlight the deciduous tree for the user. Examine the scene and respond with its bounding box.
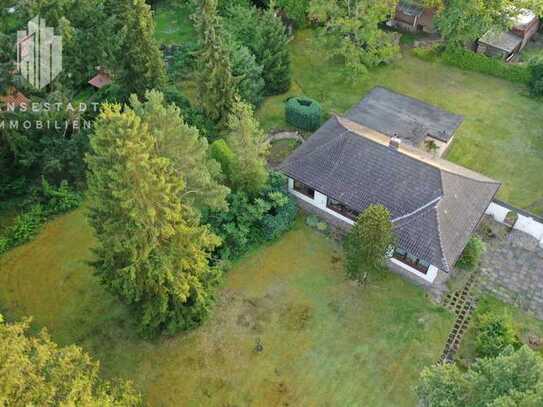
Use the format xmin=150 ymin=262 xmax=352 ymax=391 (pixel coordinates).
xmin=416 ymin=346 xmax=543 ymax=406
xmin=309 ymin=0 xmax=399 ymax=78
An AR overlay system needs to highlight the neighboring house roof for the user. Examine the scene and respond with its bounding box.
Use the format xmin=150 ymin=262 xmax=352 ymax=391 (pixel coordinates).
xmin=0 ymin=90 xmax=30 ymax=108
xmin=346 ymin=87 xmax=464 ymax=145
xmin=279 ymin=115 xmax=500 ymax=272
xmin=479 ymin=30 xmax=522 ymax=53
xmin=397 ymin=1 xmax=424 ymax=17
xmin=88 ymin=71 xmax=112 ymax=89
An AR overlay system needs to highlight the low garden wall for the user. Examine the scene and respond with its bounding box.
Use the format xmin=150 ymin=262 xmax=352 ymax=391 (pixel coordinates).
xmin=485 ymin=200 xmax=543 ymax=246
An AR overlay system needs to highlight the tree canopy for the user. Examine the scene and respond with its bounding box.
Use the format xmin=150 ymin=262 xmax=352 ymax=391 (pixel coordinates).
xmin=0 ymin=315 xmax=141 ymax=406
xmin=416 ymin=346 xmax=543 ymax=406
xmin=86 ymin=103 xmax=222 ymax=336
xmin=309 ymin=0 xmax=399 ymax=77
xmin=224 ymin=97 xmax=270 ymax=195
xmin=195 ymin=0 xmax=237 ymax=125
xmin=129 ymin=90 xmax=230 ymax=212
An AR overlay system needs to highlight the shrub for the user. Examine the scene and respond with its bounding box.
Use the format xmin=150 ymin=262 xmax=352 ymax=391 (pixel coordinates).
xmin=528 ymin=56 xmax=543 ymax=96
xmin=475 ymin=311 xmax=519 ymax=358
xmin=504 ymin=210 xmax=518 ymax=227
xmin=8 ymin=205 xmax=45 ymax=247
xmin=285 ymin=96 xmax=321 ymax=131
xmin=456 ymin=236 xmax=486 ymax=271
xmin=204 ymin=171 xmax=297 ymax=260
xmin=40 ymin=179 xmax=82 ymax=215
xmin=441 ymin=47 xmax=530 ymax=84
xmin=0 ymin=237 xmax=9 ymax=255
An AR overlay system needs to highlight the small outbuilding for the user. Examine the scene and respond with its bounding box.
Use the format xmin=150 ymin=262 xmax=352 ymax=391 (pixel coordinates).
xmin=88 ymin=68 xmax=112 ymax=89
xmin=0 ymin=88 xmax=30 ymax=109
xmin=391 ymin=1 xmax=436 ymax=33
xmin=477 ymin=8 xmax=540 ymax=61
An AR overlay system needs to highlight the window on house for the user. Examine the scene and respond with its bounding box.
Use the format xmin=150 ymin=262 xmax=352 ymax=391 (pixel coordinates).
xmin=326 ymin=197 xmax=359 ymax=221
xmin=293 ymin=180 xmax=315 ymax=199
xmin=393 ymin=248 xmax=430 ymax=274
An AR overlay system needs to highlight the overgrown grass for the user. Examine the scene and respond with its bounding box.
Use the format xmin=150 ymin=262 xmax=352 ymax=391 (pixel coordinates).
xmin=153 ymin=0 xmax=196 ymax=45
xmin=257 ymin=29 xmax=543 ymax=214
xmin=0 ymin=211 xmax=452 ymax=406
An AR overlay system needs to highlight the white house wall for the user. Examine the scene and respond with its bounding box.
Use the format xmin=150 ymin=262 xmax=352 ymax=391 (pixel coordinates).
xmin=288 ymin=177 xmax=439 ymax=284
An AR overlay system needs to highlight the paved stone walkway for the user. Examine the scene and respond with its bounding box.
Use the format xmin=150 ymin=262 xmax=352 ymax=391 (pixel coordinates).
xmin=478 ymin=217 xmax=543 ymax=319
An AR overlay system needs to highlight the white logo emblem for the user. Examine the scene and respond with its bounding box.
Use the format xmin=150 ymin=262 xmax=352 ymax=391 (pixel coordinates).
xmin=17 ymin=16 xmax=62 ymax=89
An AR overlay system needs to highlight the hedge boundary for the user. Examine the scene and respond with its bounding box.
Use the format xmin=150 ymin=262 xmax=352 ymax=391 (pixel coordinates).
xmin=413 ymin=46 xmax=530 ymax=85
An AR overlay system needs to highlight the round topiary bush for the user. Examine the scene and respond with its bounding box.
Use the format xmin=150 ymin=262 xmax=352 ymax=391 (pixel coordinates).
xmin=285 ymin=96 xmax=321 ymax=131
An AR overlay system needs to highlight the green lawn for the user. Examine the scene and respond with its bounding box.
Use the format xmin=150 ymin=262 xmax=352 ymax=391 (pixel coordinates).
xmin=153 ymin=0 xmax=196 ymax=45
xmin=0 ymin=210 xmax=452 ymax=406
xmin=257 ymin=29 xmax=543 ymax=214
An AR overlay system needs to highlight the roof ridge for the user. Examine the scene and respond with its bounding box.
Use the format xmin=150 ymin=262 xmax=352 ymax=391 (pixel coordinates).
xmin=336 ymin=115 xmax=501 ymax=185
xmin=391 ymin=196 xmax=442 ymax=224
xmin=432 ymin=200 xmax=451 ymax=272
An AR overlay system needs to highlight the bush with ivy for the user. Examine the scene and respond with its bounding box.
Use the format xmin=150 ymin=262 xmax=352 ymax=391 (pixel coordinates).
xmin=456 ymin=235 xmax=486 ymax=271
xmin=475 ymin=311 xmax=519 ymax=358
xmin=285 ymin=96 xmax=321 ymax=131
xmin=203 ymin=172 xmax=297 ymax=260
xmin=441 ymin=47 xmax=530 ymax=85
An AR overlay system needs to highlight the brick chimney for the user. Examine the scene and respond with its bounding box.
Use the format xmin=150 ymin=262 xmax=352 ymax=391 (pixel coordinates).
xmin=389 ymin=134 xmax=401 ymax=150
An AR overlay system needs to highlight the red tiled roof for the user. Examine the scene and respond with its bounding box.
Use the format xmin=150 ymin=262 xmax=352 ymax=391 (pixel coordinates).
xmin=0 ymin=90 xmax=30 ymax=108
xmin=88 ymin=72 xmax=112 ymax=89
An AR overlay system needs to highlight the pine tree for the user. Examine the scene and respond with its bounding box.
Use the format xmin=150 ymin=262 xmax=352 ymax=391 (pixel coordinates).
xmin=0 ymin=315 xmax=142 ymax=405
xmin=129 ymin=90 xmax=230 ymax=211
xmin=86 ymin=104 xmax=221 ymax=336
xmin=117 ymin=0 xmax=166 ymax=96
xmin=194 ymin=0 xmax=237 ymax=124
xmin=225 ymin=98 xmax=269 ymax=195
xmin=255 ymin=8 xmax=291 ymax=95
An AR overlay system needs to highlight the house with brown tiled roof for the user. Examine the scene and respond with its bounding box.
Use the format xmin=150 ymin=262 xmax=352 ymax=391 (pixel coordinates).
xmin=279 ymin=88 xmax=500 ymax=286
xmin=0 ymin=88 xmax=30 ymax=109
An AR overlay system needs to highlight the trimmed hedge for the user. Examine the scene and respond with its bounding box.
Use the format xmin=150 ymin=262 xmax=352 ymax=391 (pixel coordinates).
xmin=285 ymin=96 xmax=321 ymax=131
xmin=441 ymin=47 xmax=530 ymax=85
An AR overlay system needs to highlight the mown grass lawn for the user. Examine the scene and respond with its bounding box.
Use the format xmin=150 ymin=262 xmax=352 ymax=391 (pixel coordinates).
xmin=0 ymin=210 xmax=452 ymax=406
xmin=257 ymin=29 xmax=543 ymax=214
